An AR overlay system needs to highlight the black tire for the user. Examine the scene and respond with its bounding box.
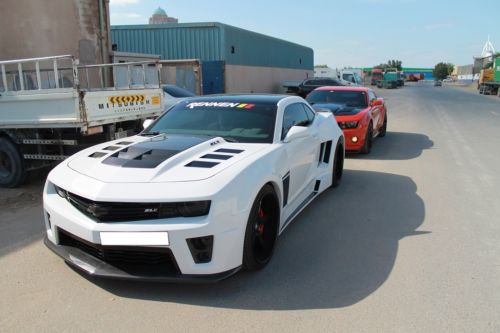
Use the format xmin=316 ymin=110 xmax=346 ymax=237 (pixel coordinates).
xmin=360 ymin=122 xmax=373 ymax=154
xmin=331 ymin=142 xmax=344 ymax=188
xmin=242 ymin=184 xmax=280 ymax=271
xmin=0 ymin=137 xmax=25 ymax=188
xmin=379 ymin=114 xmax=387 ymax=138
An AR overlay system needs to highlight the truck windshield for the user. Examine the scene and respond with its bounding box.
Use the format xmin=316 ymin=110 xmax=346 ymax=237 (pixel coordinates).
xmin=307 ymin=90 xmax=368 ymax=108
xmin=145 ymin=100 xmax=277 ymax=143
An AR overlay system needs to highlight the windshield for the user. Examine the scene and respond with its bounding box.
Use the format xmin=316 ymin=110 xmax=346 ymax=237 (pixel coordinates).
xmin=342 ymin=74 xmax=354 ymax=82
xmin=162 ymin=85 xmax=196 ymax=98
xmin=306 ymin=90 xmax=368 ymax=108
xmin=145 ymin=100 xmax=277 ymax=143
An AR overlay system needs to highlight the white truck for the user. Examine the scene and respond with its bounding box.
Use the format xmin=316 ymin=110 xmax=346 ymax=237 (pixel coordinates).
xmin=0 ymin=55 xmax=164 ymax=187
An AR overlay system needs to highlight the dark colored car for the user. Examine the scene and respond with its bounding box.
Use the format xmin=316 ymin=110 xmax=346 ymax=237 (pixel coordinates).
xmin=285 ymin=77 xmax=343 ymax=98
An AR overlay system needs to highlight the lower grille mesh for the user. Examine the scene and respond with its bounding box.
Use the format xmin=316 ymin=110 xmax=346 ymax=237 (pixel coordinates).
xmin=58 ymin=228 xmax=179 ymax=276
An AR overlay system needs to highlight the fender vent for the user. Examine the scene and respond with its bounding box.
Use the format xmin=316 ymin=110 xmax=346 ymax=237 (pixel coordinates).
xmin=323 ymin=140 xmax=332 ymax=163
xmin=185 ymin=161 xmax=219 ymax=168
xmin=116 ymin=141 xmax=133 ymax=145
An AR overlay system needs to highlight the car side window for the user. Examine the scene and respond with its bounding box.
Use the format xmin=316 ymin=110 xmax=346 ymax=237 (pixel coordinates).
xmin=368 ymin=90 xmax=376 ymax=103
xmin=302 ymin=104 xmax=316 ymax=122
xmin=281 ymin=103 xmax=310 ymax=140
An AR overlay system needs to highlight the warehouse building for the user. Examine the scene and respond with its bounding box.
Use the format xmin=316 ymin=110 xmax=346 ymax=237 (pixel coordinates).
xmin=111 ymin=23 xmax=313 ymax=94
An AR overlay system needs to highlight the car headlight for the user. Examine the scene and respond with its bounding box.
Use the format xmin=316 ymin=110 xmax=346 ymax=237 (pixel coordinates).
xmin=54 ymin=184 xmax=68 ymax=199
xmin=338 ymin=121 xmax=358 ymax=129
xmin=159 ymin=201 xmax=211 ymax=218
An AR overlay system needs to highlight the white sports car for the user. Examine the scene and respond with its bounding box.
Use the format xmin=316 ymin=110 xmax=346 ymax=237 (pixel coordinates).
xmin=43 ymin=95 xmax=344 ymax=281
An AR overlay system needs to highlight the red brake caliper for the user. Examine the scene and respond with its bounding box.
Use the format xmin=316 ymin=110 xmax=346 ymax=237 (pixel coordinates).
xmin=258 ymin=208 xmax=265 ymax=234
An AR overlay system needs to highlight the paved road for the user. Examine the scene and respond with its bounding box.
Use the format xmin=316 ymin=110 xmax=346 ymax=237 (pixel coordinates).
xmin=1 ymin=82 xmax=500 ymax=332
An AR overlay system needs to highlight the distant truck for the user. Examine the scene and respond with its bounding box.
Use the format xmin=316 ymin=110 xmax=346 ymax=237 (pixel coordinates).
xmin=0 ymin=55 xmax=164 ymax=187
xmin=478 ymin=57 xmax=500 ymax=96
xmin=375 ymin=68 xmax=399 ymax=89
xmin=405 ymin=73 xmax=424 ymax=82
xmin=371 ymin=69 xmax=384 ymax=85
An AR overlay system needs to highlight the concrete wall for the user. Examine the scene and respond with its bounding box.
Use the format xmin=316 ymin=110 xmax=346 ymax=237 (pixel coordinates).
xmin=0 ymin=0 xmax=111 ymax=64
xmin=224 ymin=65 xmax=313 ymax=94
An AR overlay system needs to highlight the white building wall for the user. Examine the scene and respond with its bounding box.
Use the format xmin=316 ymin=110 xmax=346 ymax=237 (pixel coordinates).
xmin=224 ymin=65 xmax=313 ymax=94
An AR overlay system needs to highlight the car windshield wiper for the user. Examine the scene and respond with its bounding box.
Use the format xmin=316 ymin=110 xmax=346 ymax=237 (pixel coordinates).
xmin=223 ymin=136 xmax=239 ymax=143
xmin=139 ymin=131 xmax=161 ymax=136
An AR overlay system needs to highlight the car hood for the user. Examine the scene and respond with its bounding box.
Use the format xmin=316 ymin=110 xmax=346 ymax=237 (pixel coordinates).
xmin=312 ymin=103 xmax=366 ymax=116
xmin=67 ymin=134 xmax=268 ymax=183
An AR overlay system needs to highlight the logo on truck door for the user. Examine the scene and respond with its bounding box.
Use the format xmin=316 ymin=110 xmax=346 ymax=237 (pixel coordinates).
xmin=96 ymin=94 xmax=161 ymax=113
xmin=108 ymin=95 xmax=145 ymax=104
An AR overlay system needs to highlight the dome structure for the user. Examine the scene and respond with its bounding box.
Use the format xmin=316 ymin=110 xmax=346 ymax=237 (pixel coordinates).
xmin=153 ymin=7 xmax=167 ymax=16
xmin=149 ymin=6 xmax=178 ymax=24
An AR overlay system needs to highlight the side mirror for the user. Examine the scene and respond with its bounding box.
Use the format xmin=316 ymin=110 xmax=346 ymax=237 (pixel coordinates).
xmin=371 ymin=98 xmax=383 ymax=106
xmin=143 ymin=118 xmax=154 ymax=129
xmin=284 ymin=126 xmax=308 ymax=143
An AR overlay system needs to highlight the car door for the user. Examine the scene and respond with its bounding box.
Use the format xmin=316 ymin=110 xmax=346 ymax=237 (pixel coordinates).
xmin=281 ymin=103 xmax=318 ymax=207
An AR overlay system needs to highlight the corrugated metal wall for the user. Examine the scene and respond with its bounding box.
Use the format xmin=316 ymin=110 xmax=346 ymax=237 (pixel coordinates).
xmin=112 ymin=23 xmax=224 ymax=61
xmin=111 ymin=22 xmax=313 ymax=70
xmin=222 ymin=24 xmax=313 ymax=70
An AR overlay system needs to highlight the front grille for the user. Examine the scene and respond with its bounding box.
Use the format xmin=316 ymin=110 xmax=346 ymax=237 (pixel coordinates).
xmin=59 ymin=189 xmax=210 ymax=223
xmin=66 ymin=191 xmax=162 ymax=222
xmin=58 ymin=228 xmax=180 ymax=276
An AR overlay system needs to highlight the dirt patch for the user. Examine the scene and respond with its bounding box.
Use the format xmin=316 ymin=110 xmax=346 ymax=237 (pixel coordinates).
xmin=0 ymin=169 xmax=49 ymax=210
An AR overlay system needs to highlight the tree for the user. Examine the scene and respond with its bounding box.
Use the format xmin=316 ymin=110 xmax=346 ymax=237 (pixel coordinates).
xmin=374 ymin=59 xmax=403 ymax=71
xmin=433 ymin=62 xmax=454 ymax=80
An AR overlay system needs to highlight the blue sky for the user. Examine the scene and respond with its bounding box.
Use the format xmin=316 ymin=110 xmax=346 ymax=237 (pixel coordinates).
xmin=110 ymin=0 xmax=499 ymax=68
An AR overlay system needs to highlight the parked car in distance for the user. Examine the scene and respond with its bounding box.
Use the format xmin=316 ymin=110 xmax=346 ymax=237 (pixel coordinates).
xmin=43 ymin=94 xmax=345 ymax=282
xmin=434 ymin=80 xmax=442 ymax=86
xmin=162 ymin=84 xmax=196 ymax=111
xmin=307 ymin=86 xmax=387 ymax=154
xmin=284 ymin=77 xmax=344 ymax=98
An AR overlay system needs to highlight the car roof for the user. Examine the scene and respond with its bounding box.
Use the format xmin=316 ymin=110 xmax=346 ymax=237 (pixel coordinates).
xmin=314 ymin=86 xmax=370 ymax=92
xmin=183 ymin=94 xmax=292 ymax=104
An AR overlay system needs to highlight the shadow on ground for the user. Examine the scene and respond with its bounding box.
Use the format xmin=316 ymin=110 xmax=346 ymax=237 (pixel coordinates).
xmin=91 ymin=169 xmax=427 ymax=310
xmin=0 ymin=168 xmax=49 ymax=257
xmin=348 ymin=131 xmax=433 ymax=160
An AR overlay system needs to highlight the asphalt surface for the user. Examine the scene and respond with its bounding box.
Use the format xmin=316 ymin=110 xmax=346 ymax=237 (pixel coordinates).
xmin=1 ymin=82 xmax=500 ymax=332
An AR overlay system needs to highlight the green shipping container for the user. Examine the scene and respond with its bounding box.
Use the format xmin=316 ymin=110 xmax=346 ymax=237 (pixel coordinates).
xmin=494 ymin=57 xmax=500 ymax=82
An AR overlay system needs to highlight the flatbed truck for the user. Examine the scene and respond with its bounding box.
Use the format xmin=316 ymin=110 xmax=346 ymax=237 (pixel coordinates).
xmin=0 ymin=55 xmax=164 ymax=187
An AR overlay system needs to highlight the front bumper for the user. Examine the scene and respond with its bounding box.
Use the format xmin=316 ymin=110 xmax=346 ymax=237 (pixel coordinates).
xmin=342 ymin=128 xmax=367 ymax=152
xmin=44 ymin=235 xmax=241 ymax=282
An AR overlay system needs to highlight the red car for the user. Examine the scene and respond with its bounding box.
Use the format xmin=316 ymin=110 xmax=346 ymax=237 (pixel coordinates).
xmin=306 ymin=86 xmax=387 ymax=153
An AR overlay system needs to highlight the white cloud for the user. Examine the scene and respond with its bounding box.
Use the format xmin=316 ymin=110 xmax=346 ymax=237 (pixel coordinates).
xmin=110 ymin=0 xmax=140 ymax=7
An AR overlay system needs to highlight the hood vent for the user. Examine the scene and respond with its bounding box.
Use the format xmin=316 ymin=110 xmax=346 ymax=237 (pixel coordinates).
xmin=89 ymin=152 xmax=108 ymax=158
xmin=103 ymin=146 xmax=121 ymax=151
xmin=100 ymin=135 xmax=211 ymax=169
xmin=201 ymin=154 xmax=232 ymax=160
xmin=103 ymin=147 xmax=179 ymax=168
xmin=215 ymin=148 xmax=244 ymax=154
xmin=185 ymin=161 xmax=219 ymax=168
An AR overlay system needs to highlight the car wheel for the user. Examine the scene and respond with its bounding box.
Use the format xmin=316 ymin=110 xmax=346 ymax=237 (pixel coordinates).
xmin=331 ymin=142 xmax=344 ymax=188
xmin=242 ymin=184 xmax=280 ymax=271
xmin=379 ymin=114 xmax=387 ymax=138
xmin=360 ymin=122 xmax=373 ymax=154
xmin=0 ymin=137 xmax=26 ymax=188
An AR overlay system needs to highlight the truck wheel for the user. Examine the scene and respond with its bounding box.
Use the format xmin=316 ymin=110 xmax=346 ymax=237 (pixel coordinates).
xmin=0 ymin=137 xmax=25 ymax=188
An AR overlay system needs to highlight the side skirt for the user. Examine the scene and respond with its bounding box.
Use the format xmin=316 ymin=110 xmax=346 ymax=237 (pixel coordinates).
xmin=279 ymin=180 xmax=320 ymax=234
